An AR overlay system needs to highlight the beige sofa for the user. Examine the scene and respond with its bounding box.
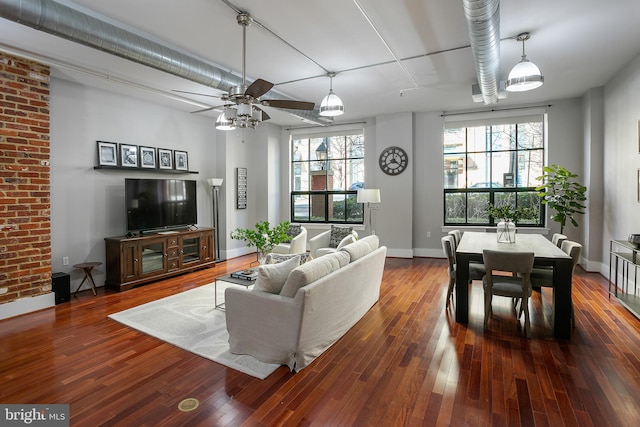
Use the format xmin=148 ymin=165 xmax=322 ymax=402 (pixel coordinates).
xmin=225 ymin=235 xmax=386 ymax=372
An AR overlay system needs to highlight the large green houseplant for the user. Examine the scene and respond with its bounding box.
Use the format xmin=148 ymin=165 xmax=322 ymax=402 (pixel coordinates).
xmin=230 ymin=220 xmax=291 ymax=260
xmin=535 ymin=165 xmax=587 ymax=234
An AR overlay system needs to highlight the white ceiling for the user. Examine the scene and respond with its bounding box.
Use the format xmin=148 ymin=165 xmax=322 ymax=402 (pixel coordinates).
xmin=2 ymin=0 xmax=640 ymax=127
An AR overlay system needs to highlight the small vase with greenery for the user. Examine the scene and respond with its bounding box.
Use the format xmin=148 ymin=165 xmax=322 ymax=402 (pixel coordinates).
xmin=535 ymin=164 xmax=587 ymax=234
xmin=485 ymin=203 xmax=536 ymax=243
xmin=230 ymin=220 xmax=291 ymax=263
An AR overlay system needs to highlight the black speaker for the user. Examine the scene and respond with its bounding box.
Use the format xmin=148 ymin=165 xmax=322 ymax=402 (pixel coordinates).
xmin=52 ymin=272 xmax=70 ymax=304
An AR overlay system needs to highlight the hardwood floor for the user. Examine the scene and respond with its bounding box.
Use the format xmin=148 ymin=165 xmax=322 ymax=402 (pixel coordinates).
xmin=1 ymin=255 xmax=640 ymax=426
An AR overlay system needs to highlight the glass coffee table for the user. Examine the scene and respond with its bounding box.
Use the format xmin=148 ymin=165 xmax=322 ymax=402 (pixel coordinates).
xmin=214 ymin=270 xmax=257 ymax=310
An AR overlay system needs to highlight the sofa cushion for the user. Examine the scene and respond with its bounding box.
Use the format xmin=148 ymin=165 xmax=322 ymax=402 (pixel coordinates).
xmin=329 ymin=225 xmax=353 ymax=248
xmin=340 ymin=235 xmax=380 ymax=262
xmin=280 ymin=250 xmax=350 ymax=298
xmin=253 ymin=255 xmax=301 ymax=294
xmin=265 ymin=252 xmax=312 ymax=265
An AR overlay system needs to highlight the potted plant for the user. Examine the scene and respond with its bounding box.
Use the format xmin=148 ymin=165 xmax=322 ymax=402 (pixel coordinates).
xmin=230 ymin=220 xmax=291 ymax=263
xmin=535 ymin=165 xmax=587 ymax=234
xmin=485 ymin=203 xmax=535 ymax=243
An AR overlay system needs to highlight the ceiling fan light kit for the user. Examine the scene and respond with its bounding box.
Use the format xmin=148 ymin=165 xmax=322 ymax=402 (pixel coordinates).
xmin=505 ymin=32 xmax=544 ymax=92
xmin=203 ymin=12 xmax=315 ymax=131
xmin=215 ymin=109 xmax=236 ymax=130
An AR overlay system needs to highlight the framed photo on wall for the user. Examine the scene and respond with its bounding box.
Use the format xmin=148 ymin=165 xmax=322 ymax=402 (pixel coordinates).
xmin=638 ymin=169 xmax=640 ymax=203
xmin=140 ymin=146 xmax=156 ymax=169
xmin=120 ymin=144 xmax=138 ymax=168
xmin=158 ymin=148 xmax=173 ymax=169
xmin=175 ymin=150 xmax=188 ymax=171
xmin=97 ymin=141 xmax=118 ymax=166
xmin=236 ymin=167 xmax=247 ymax=209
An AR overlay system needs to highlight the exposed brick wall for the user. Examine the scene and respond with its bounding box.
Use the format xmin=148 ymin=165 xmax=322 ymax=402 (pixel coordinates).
xmin=0 ymin=53 xmax=51 ymax=304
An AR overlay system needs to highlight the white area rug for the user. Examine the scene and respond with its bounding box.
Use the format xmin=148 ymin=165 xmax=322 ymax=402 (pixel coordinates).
xmin=108 ymin=282 xmax=280 ymax=380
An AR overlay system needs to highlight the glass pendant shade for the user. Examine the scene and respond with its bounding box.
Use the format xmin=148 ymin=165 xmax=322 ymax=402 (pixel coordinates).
xmin=319 ymin=90 xmax=344 ymax=117
xmin=237 ymin=103 xmax=252 ymax=117
xmin=506 ymin=33 xmax=544 ymax=92
xmin=506 ymin=56 xmax=544 ymax=92
xmin=215 ymin=110 xmax=236 ymax=130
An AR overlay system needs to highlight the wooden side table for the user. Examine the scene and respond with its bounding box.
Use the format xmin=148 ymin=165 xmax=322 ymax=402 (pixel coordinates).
xmin=73 ymin=262 xmax=102 ymax=296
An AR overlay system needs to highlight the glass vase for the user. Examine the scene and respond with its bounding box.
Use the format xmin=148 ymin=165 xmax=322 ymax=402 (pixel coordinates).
xmin=496 ymin=220 xmax=516 ymax=243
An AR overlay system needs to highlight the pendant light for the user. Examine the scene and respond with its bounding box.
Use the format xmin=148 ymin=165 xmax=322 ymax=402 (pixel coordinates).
xmin=505 ymin=32 xmax=544 ymax=92
xmin=319 ymin=72 xmax=344 ymax=117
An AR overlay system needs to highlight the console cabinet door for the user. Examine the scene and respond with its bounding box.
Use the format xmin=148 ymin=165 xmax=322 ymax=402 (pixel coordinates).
xmin=180 ymin=234 xmax=201 ymax=268
xmin=139 ymin=237 xmax=168 ymax=278
xmin=121 ymin=241 xmax=139 ymax=282
xmin=200 ymin=231 xmax=214 ymax=262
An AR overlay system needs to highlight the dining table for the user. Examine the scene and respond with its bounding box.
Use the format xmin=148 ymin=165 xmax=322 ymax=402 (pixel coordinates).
xmin=455 ymin=231 xmax=574 ymax=339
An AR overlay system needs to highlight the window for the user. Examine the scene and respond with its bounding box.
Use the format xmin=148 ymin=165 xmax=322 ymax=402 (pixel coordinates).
xmin=291 ymin=130 xmax=365 ymax=223
xmin=443 ymin=115 xmax=545 ymax=227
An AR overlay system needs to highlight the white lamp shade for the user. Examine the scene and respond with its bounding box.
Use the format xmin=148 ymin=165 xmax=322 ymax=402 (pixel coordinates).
xmin=506 ymin=58 xmax=544 ymax=92
xmin=237 ymin=103 xmax=252 ymax=117
xmin=215 ymin=110 xmax=236 ymax=130
xmin=207 ymin=178 xmax=224 ymax=187
xmin=357 ymin=189 xmax=381 ymax=203
xmin=319 ymin=91 xmax=344 ymax=117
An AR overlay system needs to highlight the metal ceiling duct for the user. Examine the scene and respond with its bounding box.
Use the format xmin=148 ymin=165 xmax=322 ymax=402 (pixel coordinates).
xmin=462 ymin=0 xmax=500 ymax=105
xmin=0 ymin=0 xmax=330 ymax=125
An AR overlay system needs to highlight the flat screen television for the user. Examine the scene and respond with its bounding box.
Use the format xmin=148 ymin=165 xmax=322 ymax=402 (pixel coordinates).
xmin=125 ymin=178 xmax=197 ymax=233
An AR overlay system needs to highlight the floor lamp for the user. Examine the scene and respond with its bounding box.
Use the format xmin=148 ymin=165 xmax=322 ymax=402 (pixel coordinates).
xmin=207 ymin=178 xmax=224 ymax=261
xmin=357 ymin=189 xmax=381 ymax=235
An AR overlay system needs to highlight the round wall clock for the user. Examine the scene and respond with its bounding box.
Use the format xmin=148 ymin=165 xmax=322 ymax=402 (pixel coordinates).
xmin=379 ymin=146 xmax=408 ymax=175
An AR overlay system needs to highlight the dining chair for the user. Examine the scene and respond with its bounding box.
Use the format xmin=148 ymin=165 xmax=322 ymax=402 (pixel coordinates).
xmin=551 ymin=233 xmax=567 ymax=248
xmin=441 ymin=235 xmax=485 ymax=309
xmin=482 ymin=249 xmax=535 ymax=337
xmin=448 ymin=230 xmax=463 ymax=248
xmin=530 ymin=240 xmax=582 ymax=324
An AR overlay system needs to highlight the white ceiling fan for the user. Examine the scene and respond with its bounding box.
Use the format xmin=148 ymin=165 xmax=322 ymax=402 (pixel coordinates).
xmin=174 ymin=12 xmax=315 ymax=129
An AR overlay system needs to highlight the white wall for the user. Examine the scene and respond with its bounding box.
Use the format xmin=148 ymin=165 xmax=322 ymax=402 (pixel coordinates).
xmin=413 ymin=111 xmax=447 ymax=257
xmin=603 ymin=53 xmax=640 ymax=275
xmin=50 ymin=78 xmax=218 ymax=292
xmin=374 ymin=113 xmax=414 ymax=258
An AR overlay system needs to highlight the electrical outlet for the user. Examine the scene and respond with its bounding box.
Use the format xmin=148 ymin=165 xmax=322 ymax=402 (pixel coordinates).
xmin=426 ymin=231 xmax=431 ymax=238
xmin=62 ymin=257 xmax=69 ymax=266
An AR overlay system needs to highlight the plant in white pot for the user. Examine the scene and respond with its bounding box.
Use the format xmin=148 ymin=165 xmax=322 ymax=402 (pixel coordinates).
xmin=230 ymin=220 xmax=290 ymax=263
xmin=485 ymin=203 xmax=536 ymax=243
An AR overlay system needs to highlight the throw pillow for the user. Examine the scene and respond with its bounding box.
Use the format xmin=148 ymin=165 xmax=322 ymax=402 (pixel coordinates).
xmin=283 ymin=224 xmax=302 ymax=243
xmin=265 ymin=252 xmax=312 ymax=265
xmin=329 ymin=225 xmax=353 ymax=248
xmin=252 ymin=255 xmax=300 ymax=294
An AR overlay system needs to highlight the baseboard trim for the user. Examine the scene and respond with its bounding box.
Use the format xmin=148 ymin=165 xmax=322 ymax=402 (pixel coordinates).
xmin=0 ymin=293 xmax=56 ymax=320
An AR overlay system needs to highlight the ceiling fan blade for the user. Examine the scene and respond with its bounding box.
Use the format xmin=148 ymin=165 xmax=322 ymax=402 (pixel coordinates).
xmin=173 ymin=89 xmax=221 ymax=98
xmin=264 ymin=99 xmax=315 ymax=110
xmin=245 ymin=79 xmax=274 ymax=98
xmin=190 ymin=106 xmax=217 ymax=114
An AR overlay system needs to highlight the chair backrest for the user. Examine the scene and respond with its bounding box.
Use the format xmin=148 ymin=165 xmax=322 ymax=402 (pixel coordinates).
xmin=448 ymin=230 xmax=462 ymax=249
xmin=441 ymin=235 xmax=456 ymax=273
xmin=560 ymin=240 xmax=582 ymax=271
xmin=551 ymin=233 xmax=567 ymax=247
xmin=482 ymin=249 xmax=535 ymax=276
